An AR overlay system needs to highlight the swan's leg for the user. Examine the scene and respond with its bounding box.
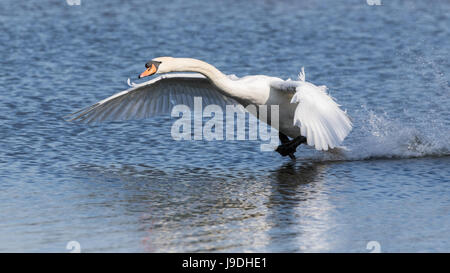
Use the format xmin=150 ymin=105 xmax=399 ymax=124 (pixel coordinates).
xmin=277 ymin=132 xmax=295 ymax=159
xmin=279 ymin=132 xmax=290 ymax=144
xmin=276 ymin=133 xmax=307 ymax=160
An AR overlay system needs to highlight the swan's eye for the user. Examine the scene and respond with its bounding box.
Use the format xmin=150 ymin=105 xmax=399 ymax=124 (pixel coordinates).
xmin=146 ymin=61 xmax=162 ymax=68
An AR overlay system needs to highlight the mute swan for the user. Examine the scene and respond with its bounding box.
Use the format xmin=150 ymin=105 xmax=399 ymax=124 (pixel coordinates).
xmin=67 ymin=57 xmax=352 ymax=159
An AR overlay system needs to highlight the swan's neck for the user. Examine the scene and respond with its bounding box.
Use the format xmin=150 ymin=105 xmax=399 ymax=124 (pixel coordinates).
xmin=169 ymin=58 xmax=241 ymax=99
xmin=170 ymin=58 xmax=225 ymax=81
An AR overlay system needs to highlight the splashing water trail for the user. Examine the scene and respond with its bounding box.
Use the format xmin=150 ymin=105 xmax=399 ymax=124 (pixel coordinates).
xmin=315 ymin=109 xmax=450 ymax=162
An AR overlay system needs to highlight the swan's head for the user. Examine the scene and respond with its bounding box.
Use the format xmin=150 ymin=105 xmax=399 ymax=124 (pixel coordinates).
xmin=138 ymin=57 xmax=175 ymax=78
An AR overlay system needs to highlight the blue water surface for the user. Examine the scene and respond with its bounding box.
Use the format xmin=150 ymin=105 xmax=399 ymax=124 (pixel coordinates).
xmin=0 ymin=0 xmax=449 ymax=252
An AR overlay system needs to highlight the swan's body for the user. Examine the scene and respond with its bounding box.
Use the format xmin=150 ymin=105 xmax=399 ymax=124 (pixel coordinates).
xmin=67 ymin=57 xmax=352 ymax=155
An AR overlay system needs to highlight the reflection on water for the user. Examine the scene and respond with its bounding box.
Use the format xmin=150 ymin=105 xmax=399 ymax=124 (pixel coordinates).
xmin=267 ymin=162 xmax=337 ymax=252
xmin=72 ymin=161 xmax=339 ymax=252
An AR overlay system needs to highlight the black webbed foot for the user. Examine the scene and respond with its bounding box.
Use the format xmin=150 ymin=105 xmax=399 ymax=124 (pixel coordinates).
xmin=276 ymin=133 xmax=307 ymax=160
xmin=276 ymin=143 xmax=297 ymax=160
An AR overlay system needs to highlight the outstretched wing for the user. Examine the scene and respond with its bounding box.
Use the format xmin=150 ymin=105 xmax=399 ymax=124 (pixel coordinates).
xmin=66 ymin=73 xmax=238 ymax=123
xmin=271 ymin=68 xmax=352 ymax=151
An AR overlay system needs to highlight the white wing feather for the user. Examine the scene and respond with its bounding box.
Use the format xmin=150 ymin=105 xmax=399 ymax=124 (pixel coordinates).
xmin=272 ymin=68 xmax=352 ymax=151
xmin=291 ymin=81 xmax=352 ymax=151
xmin=66 ymin=73 xmax=238 ymax=123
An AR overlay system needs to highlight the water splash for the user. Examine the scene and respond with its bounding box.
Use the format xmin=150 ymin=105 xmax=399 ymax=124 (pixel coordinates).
xmin=317 ymin=109 xmax=450 ymax=161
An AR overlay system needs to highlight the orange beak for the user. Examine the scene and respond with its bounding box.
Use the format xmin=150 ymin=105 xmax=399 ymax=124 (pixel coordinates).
xmin=139 ymin=64 xmax=157 ymax=79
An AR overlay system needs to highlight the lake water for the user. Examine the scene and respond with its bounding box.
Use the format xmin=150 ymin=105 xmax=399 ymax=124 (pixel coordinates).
xmin=0 ymin=0 xmax=449 ymax=252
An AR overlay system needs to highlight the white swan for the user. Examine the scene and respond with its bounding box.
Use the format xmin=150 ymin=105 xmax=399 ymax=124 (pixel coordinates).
xmin=67 ymin=57 xmax=352 ymax=159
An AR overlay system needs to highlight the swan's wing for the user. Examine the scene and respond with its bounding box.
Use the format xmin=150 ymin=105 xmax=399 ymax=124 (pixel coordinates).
xmin=66 ymin=73 xmax=238 ymax=123
xmin=271 ymin=78 xmax=352 ymax=151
